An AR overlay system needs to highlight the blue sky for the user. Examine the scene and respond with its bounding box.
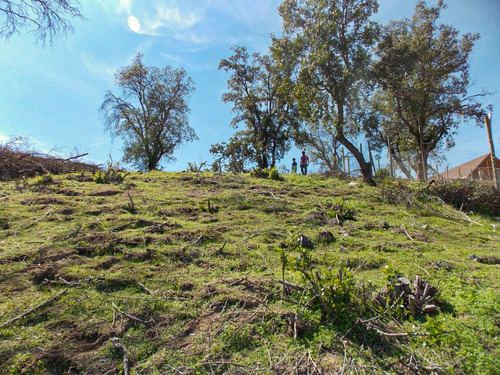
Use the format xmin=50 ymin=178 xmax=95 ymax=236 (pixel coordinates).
xmin=0 ymin=0 xmax=499 ymax=173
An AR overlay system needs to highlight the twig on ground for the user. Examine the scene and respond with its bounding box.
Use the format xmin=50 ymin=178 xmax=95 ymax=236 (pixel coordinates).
xmin=20 ymin=208 xmax=54 ymax=231
xmin=182 ymin=235 xmax=204 ymax=250
xmin=458 ymin=211 xmax=483 ymax=226
xmin=65 ymin=153 xmax=89 ymax=161
xmin=308 ymin=350 xmax=323 ymax=374
xmin=62 ymin=225 xmax=82 ymax=240
xmin=112 ymin=302 xmax=155 ymax=325
xmin=0 ymin=289 xmax=68 ymax=328
xmin=401 ymin=226 xmax=414 ymax=241
xmin=112 ymin=337 xmax=129 ymax=375
xmin=133 ymin=279 xmax=155 ymax=295
xmin=215 ymin=241 xmax=227 ymax=256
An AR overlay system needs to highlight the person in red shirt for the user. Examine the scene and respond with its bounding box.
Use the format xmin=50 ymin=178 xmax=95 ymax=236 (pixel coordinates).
xmin=300 ymin=151 xmax=309 ymax=175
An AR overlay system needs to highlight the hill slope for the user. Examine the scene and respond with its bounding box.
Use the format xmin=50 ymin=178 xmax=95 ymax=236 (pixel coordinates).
xmin=0 ymin=171 xmax=498 ymax=374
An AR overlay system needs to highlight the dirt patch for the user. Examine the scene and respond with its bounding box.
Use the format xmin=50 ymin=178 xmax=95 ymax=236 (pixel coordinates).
xmin=30 ymin=265 xmax=58 ymax=284
xmin=34 ymin=247 xmax=78 ymax=264
xmin=56 ymin=189 xmax=80 ymax=197
xmin=88 ymin=187 xmax=122 ymax=196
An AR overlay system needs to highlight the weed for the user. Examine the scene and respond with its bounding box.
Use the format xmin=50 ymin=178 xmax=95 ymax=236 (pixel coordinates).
xmin=93 ymin=162 xmax=125 ymax=184
xmin=35 ymin=174 xmax=54 ymax=185
xmin=278 ymin=234 xmax=366 ymax=327
xmin=325 ymin=198 xmax=356 ymax=224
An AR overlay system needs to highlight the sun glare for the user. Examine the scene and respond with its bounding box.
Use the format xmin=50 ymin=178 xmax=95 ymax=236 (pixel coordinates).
xmin=127 ymin=16 xmax=141 ymax=33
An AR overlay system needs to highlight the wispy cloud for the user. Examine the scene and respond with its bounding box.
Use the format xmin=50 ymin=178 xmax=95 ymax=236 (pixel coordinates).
xmin=110 ymin=0 xmax=204 ymax=40
xmin=99 ymin=0 xmax=281 ymax=45
xmin=81 ymin=53 xmax=118 ymax=82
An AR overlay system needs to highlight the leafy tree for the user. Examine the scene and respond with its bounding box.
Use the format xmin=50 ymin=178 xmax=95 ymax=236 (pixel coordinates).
xmin=0 ymin=0 xmax=83 ymax=45
xmin=371 ymin=1 xmax=486 ymax=181
xmin=210 ymin=133 xmax=254 ymax=173
xmin=101 ymin=53 xmax=197 ymax=171
xmin=217 ymin=46 xmax=300 ymax=170
xmin=273 ymin=0 xmax=379 ymax=185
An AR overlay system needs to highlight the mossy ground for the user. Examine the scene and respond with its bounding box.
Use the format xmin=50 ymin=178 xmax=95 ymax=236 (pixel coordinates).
xmin=0 ymin=171 xmax=498 ymax=374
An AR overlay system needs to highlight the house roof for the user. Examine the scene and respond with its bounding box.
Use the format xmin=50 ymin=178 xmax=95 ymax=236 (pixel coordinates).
xmin=440 ymin=153 xmax=500 ymax=180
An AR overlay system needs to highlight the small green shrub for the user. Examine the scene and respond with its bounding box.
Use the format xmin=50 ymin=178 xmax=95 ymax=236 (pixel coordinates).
xmin=250 ymin=167 xmax=269 ymax=179
xmin=325 ymin=198 xmax=356 ymax=224
xmin=93 ymin=163 xmax=125 ymax=184
xmin=269 ymin=167 xmax=281 ymax=181
xmin=278 ymin=235 xmax=366 ymax=327
xmin=35 ymin=174 xmax=54 ymax=185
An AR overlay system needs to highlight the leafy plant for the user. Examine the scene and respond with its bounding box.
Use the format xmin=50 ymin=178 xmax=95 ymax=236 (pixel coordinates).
xmin=93 ymin=162 xmax=125 ymax=184
xmin=268 ymin=167 xmax=282 ymax=181
xmin=325 ymin=198 xmax=356 ymax=224
xmin=250 ymin=167 xmax=269 ymax=179
xmin=278 ymin=234 xmax=365 ymax=327
xmin=35 ymin=174 xmax=53 ymax=185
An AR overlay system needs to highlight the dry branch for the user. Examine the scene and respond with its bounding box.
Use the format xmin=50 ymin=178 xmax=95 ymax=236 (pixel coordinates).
xmin=0 ymin=289 xmax=68 ymax=328
xmin=0 ymin=145 xmax=98 ymax=181
xmin=133 ymin=279 xmax=155 ymax=295
xmin=112 ymin=302 xmax=155 ymax=325
xmin=112 ymin=337 xmax=129 ymax=375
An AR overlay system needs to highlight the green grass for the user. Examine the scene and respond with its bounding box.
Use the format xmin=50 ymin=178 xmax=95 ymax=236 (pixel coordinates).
xmin=0 ymin=171 xmax=498 ymax=374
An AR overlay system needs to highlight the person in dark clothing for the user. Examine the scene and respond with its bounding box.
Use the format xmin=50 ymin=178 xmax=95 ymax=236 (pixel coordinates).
xmin=291 ymin=158 xmax=297 ymax=173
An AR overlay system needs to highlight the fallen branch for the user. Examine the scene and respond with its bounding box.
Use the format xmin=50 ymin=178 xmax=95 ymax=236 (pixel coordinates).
xmin=20 ymin=208 xmax=54 ymax=230
xmin=112 ymin=337 xmax=129 ymax=375
xmin=133 ymin=279 xmax=155 ymax=296
xmin=278 ymin=280 xmax=305 ymax=292
xmin=458 ymin=211 xmax=483 ymax=226
xmin=401 ymin=226 xmax=414 ymax=241
xmin=62 ymin=225 xmax=82 ymax=240
xmin=112 ymin=302 xmax=155 ymax=325
xmin=183 ymin=235 xmax=204 ymax=250
xmin=0 ymin=289 xmax=68 ymax=328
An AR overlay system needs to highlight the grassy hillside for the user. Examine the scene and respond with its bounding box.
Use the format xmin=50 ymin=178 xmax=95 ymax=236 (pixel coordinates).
xmin=0 ymin=171 xmax=498 ymax=374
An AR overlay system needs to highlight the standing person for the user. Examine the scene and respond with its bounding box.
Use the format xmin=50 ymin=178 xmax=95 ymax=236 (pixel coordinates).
xmin=291 ymin=158 xmax=297 ymax=173
xmin=300 ymin=151 xmax=309 ymax=175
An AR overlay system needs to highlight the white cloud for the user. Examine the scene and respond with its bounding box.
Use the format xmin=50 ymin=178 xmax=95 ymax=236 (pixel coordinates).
xmin=118 ymin=0 xmax=132 ymax=14
xmin=154 ymin=5 xmax=202 ymax=30
xmin=127 ymin=15 xmax=141 ymax=33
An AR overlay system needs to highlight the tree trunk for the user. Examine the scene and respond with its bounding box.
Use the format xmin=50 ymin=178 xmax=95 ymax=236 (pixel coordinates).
xmin=337 ymin=135 xmax=376 ymax=186
xmin=391 ymin=148 xmax=412 ymax=179
xmin=416 ymin=151 xmax=428 ymax=181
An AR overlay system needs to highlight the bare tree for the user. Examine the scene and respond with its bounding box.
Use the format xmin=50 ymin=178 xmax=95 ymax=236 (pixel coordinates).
xmin=0 ymin=0 xmax=83 ymax=45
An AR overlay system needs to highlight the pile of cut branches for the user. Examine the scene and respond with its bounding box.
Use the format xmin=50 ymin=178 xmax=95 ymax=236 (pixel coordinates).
xmin=0 ymin=141 xmax=98 ymax=181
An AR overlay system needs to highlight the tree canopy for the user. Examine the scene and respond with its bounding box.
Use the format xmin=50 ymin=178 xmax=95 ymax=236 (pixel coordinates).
xmin=0 ymin=0 xmax=83 ymax=45
xmin=100 ymin=53 xmax=197 ymax=171
xmin=273 ymin=0 xmax=379 ymax=184
xmin=371 ymin=0 xmax=486 ymax=180
xmin=215 ymin=46 xmax=300 ymax=171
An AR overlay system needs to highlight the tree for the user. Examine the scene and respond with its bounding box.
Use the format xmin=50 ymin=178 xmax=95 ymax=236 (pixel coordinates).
xmin=210 ymin=133 xmax=254 ymax=173
xmin=100 ymin=53 xmax=197 ymax=171
xmin=372 ymin=1 xmax=486 ymax=181
xmin=273 ymin=0 xmax=379 ymax=185
xmin=217 ymin=46 xmax=300 ymax=170
xmin=0 ymin=0 xmax=83 ymax=45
